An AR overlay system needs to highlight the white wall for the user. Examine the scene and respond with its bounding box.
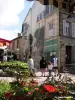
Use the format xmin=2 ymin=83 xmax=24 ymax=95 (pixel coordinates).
xmin=22 ymin=1 xmax=45 ymax=45
xmin=31 ymin=1 xmax=45 ymax=45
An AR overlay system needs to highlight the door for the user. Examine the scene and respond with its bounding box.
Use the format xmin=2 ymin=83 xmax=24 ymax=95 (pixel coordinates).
xmin=66 ymin=46 xmax=72 ymax=64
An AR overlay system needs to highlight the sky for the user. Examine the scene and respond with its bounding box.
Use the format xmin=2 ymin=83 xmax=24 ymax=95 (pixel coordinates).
xmin=0 ymin=0 xmax=34 ymax=40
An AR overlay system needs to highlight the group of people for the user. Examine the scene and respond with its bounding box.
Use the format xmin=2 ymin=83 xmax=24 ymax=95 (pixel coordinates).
xmin=40 ymin=56 xmax=58 ymax=77
xmin=28 ymin=55 xmax=58 ymax=77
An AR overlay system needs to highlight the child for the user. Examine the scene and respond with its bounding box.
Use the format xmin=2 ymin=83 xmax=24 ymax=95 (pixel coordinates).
xmin=48 ymin=61 xmax=53 ymax=76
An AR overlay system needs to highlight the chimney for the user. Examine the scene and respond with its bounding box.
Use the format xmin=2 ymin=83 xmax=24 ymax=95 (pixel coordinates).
xmin=18 ymin=33 xmax=21 ymax=37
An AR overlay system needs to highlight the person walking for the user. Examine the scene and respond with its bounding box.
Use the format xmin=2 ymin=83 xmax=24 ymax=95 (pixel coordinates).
xmin=40 ymin=57 xmax=47 ymax=77
xmin=28 ymin=55 xmax=35 ymax=77
xmin=3 ymin=53 xmax=7 ymax=62
xmin=47 ymin=61 xmax=53 ymax=77
xmin=53 ymin=55 xmax=58 ymax=76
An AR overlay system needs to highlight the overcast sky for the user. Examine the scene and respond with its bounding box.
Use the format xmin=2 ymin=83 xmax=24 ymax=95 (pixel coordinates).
xmin=0 ymin=0 xmax=34 ymax=40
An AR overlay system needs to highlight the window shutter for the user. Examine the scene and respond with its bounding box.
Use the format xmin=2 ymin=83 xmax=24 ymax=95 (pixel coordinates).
xmin=63 ymin=20 xmax=66 ymax=35
xmin=72 ymin=23 xmax=75 ymax=37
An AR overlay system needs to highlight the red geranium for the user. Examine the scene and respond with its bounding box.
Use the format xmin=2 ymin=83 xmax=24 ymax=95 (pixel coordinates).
xmin=43 ymin=85 xmax=56 ymax=93
xmin=4 ymin=92 xmax=13 ymax=99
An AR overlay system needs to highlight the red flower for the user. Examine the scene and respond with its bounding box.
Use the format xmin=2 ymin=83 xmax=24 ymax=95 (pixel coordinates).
xmin=4 ymin=92 xmax=13 ymax=99
xmin=43 ymin=85 xmax=56 ymax=93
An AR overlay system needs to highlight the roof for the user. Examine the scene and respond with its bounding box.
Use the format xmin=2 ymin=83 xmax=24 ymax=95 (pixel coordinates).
xmin=0 ymin=38 xmax=12 ymax=43
xmin=11 ymin=36 xmax=22 ymax=41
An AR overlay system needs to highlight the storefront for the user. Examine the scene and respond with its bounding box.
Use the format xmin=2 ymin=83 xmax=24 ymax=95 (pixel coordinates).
xmin=44 ymin=39 xmax=58 ymax=62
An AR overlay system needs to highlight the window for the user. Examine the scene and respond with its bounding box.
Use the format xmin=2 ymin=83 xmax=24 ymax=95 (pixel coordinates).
xmin=50 ymin=5 xmax=53 ymax=12
xmin=49 ymin=21 xmax=53 ymax=30
xmin=63 ymin=20 xmax=70 ymax=36
xmin=37 ymin=12 xmax=44 ymax=22
xmin=72 ymin=23 xmax=75 ymax=37
xmin=44 ymin=6 xmax=49 ymax=16
xmin=40 ymin=13 xmax=42 ymax=20
xmin=66 ymin=21 xmax=70 ymax=35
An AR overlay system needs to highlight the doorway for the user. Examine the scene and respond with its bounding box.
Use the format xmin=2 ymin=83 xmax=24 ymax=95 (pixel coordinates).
xmin=66 ymin=46 xmax=72 ymax=64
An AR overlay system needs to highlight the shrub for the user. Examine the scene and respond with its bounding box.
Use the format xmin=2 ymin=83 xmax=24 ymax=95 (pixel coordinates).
xmin=0 ymin=80 xmax=11 ymax=99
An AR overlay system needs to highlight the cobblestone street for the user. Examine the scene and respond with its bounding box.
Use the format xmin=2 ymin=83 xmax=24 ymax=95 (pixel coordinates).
xmin=0 ymin=71 xmax=75 ymax=84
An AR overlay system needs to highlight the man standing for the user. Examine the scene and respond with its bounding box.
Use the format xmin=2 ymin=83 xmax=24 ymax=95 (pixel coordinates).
xmin=28 ymin=55 xmax=35 ymax=76
xmin=40 ymin=57 xmax=47 ymax=77
xmin=53 ymin=55 xmax=58 ymax=76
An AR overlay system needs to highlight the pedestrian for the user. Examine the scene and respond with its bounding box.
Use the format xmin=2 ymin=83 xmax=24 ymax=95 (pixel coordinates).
xmin=53 ymin=55 xmax=58 ymax=76
xmin=47 ymin=61 xmax=53 ymax=76
xmin=3 ymin=53 xmax=7 ymax=62
xmin=40 ymin=57 xmax=47 ymax=77
xmin=28 ymin=55 xmax=35 ymax=77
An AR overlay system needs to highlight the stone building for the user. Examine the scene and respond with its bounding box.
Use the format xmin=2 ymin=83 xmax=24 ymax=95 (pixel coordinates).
xmin=43 ymin=1 xmax=75 ymax=71
xmin=10 ymin=33 xmax=24 ymax=60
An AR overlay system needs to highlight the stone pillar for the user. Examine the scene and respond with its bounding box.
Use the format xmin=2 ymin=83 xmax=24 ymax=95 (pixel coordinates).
xmin=60 ymin=44 xmax=66 ymax=72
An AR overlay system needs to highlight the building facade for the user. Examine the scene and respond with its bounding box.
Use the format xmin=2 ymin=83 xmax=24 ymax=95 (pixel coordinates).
xmin=21 ymin=0 xmax=75 ymax=70
xmin=10 ymin=34 xmax=24 ymax=60
xmin=43 ymin=1 xmax=75 ymax=71
xmin=22 ymin=1 xmax=45 ymax=66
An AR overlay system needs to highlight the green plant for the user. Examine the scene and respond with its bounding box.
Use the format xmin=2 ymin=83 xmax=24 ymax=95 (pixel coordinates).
xmin=0 ymin=80 xmax=11 ymax=100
